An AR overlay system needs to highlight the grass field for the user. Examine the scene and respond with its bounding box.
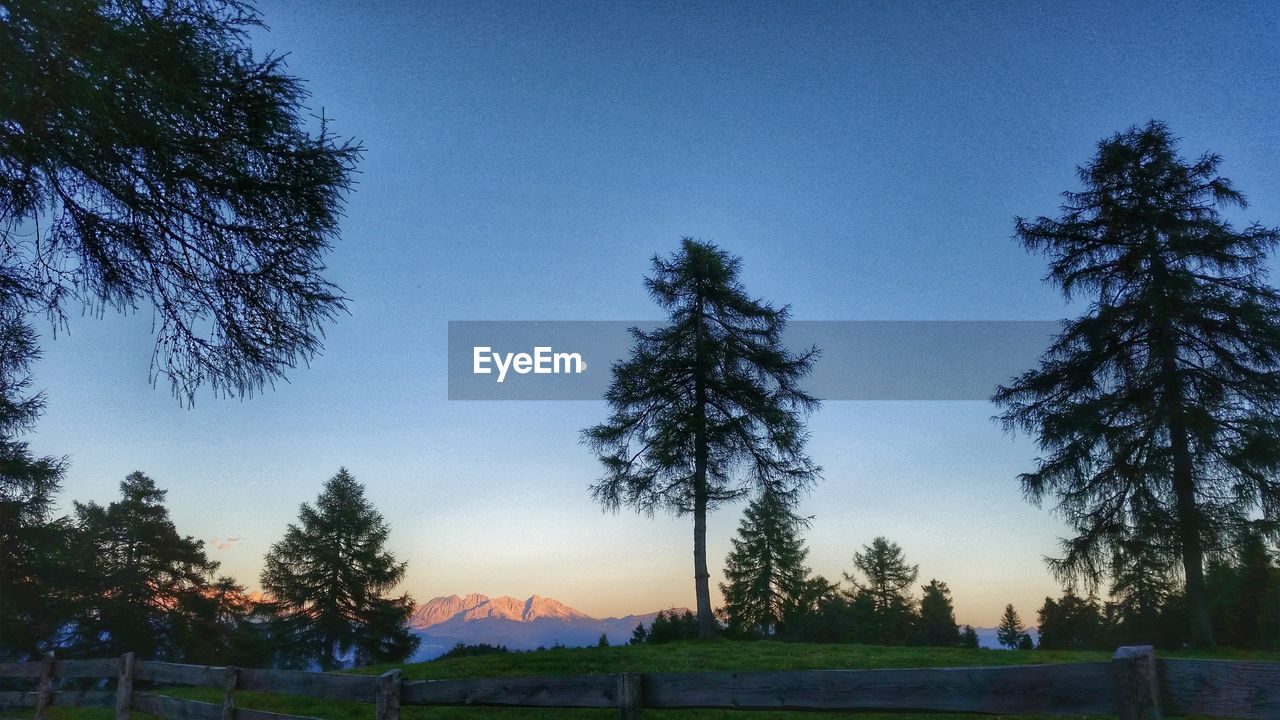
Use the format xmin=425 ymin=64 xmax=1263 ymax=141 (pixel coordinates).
xmin=10 ymin=640 xmax=1279 ymax=720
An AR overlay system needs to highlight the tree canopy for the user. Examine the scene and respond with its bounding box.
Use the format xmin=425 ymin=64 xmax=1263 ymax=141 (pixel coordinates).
xmin=718 ymin=489 xmax=816 ymax=636
xmin=915 ymin=579 xmax=960 ymax=647
xmin=0 ymin=312 xmax=68 ymax=659
xmin=996 ymin=603 xmax=1029 ymax=650
xmin=994 ymin=120 xmax=1280 ymax=647
xmin=260 ymin=468 xmax=418 ymax=669
xmin=1 ymin=0 xmax=360 ymax=402
xmin=70 ymin=472 xmax=244 ymax=660
xmin=585 ymin=238 xmax=820 ymax=637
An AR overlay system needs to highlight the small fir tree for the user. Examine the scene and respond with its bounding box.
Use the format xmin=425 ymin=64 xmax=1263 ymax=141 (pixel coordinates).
xmin=719 ymin=490 xmax=816 ymax=636
xmin=261 ymin=468 xmax=418 ymax=669
xmin=996 ymin=604 xmax=1028 ymax=650
xmin=915 ymin=580 xmax=960 ymax=647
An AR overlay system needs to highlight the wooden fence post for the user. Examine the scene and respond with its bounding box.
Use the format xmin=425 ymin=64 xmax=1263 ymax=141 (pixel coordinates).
xmin=1113 ymin=645 xmax=1161 ymax=720
xmin=115 ymin=652 xmax=135 ymax=720
xmin=221 ymin=667 xmax=239 ymax=720
xmin=617 ymin=672 xmax=642 ymax=719
xmin=376 ymin=669 xmax=401 ymax=720
xmin=34 ymin=651 xmax=54 ymax=720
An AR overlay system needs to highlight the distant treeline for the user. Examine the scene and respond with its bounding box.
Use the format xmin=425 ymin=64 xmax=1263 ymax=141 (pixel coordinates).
xmin=627 ymin=514 xmax=1280 ymax=651
xmin=1 ymin=468 xmax=419 ymax=669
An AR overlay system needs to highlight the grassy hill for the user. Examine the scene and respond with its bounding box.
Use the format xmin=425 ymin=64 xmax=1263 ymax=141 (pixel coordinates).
xmin=16 ymin=640 xmax=1278 ymax=720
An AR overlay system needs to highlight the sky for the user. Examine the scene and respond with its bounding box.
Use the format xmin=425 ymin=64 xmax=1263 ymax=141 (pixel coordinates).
xmin=24 ymin=0 xmax=1280 ymax=627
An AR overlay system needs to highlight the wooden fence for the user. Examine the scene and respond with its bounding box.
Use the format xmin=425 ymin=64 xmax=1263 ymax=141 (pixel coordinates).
xmin=1 ymin=646 xmax=1277 ymax=720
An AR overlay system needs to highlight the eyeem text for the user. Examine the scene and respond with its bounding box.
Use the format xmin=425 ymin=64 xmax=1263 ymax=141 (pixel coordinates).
xmin=473 ymin=346 xmax=586 ymax=383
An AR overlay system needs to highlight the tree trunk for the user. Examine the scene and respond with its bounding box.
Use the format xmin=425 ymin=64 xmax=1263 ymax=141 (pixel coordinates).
xmin=692 ymin=483 xmax=713 ymax=638
xmin=692 ymin=287 xmax=715 ymax=639
xmin=1169 ymin=414 xmax=1215 ymax=648
xmin=1150 ymin=255 xmax=1215 ymax=649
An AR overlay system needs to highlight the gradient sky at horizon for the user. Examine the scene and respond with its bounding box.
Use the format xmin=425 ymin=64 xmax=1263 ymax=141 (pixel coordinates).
xmin=23 ymin=0 xmax=1280 ymax=626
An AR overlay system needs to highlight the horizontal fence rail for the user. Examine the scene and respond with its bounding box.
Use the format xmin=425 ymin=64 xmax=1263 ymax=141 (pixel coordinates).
xmin=1 ymin=646 xmax=1278 ymax=720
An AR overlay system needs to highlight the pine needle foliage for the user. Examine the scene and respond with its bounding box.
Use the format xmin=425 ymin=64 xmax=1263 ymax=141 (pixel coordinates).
xmin=260 ymin=468 xmax=418 ymax=669
xmin=994 ymin=121 xmax=1280 ymax=647
xmin=996 ymin=604 xmax=1028 ymax=650
xmin=585 ymin=238 xmax=821 ymax=637
xmin=0 ymin=0 xmax=361 ymax=402
xmin=719 ymin=489 xmax=815 ymax=636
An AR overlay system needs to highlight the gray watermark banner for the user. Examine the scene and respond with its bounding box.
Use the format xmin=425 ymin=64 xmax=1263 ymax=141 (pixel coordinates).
xmin=448 ymin=320 xmax=1062 ymax=400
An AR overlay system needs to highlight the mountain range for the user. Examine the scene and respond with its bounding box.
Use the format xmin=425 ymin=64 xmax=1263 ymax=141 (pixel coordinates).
xmin=403 ymin=593 xmax=1037 ymax=661
xmin=406 ymin=594 xmax=686 ymax=661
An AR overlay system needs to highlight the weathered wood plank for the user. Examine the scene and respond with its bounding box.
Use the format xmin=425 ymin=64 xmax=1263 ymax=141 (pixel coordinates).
xmin=50 ymin=690 xmax=116 ymax=708
xmin=234 ymin=706 xmax=324 ymax=720
xmin=133 ymin=693 xmax=223 ymax=720
xmin=116 ymin=652 xmax=135 ymax=720
xmin=55 ymin=658 xmax=122 ymax=678
xmin=221 ymin=667 xmax=239 ymax=720
xmin=0 ymin=691 xmax=38 ymax=708
xmin=402 ymin=675 xmax=618 ymax=708
xmin=137 ymin=660 xmax=228 ymax=687
xmin=35 ymin=652 xmax=54 ymax=720
xmin=0 ymin=659 xmax=115 ymax=681
xmin=644 ymin=663 xmax=1117 ymax=714
xmin=1158 ymin=658 xmax=1280 ymax=720
xmin=0 ymin=662 xmax=43 ymax=678
xmin=375 ymin=669 xmax=400 ymax=720
xmin=1 ymin=689 xmax=114 ymax=709
xmin=235 ymin=668 xmax=378 ymax=702
xmin=1113 ymin=646 xmax=1161 ymax=720
xmin=617 ymin=673 xmax=642 ymax=719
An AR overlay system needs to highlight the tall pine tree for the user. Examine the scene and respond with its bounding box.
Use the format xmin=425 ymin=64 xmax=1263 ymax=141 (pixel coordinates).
xmin=260 ymin=468 xmax=418 ymax=669
xmin=718 ymin=489 xmax=815 ymax=636
xmin=585 ymin=239 xmax=821 ymax=637
xmin=994 ymin=121 xmax=1280 ymax=648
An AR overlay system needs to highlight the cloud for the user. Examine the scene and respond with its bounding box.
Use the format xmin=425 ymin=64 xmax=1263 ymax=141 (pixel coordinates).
xmin=210 ymin=536 xmax=242 ymax=550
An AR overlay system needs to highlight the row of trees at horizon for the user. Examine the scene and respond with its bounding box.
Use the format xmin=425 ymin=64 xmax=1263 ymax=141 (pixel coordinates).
xmin=583 ymin=121 xmax=1280 ymax=650
xmin=0 ymin=464 xmax=420 ymax=668
xmin=3 ymin=0 xmax=1280 ymax=662
xmin=704 ymin=488 xmax=1280 ymax=650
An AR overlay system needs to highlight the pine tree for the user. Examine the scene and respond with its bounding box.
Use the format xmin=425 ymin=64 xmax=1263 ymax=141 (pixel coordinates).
xmin=1109 ymin=536 xmax=1177 ymax=646
xmin=915 ymin=580 xmax=960 ymax=647
xmin=585 ymin=239 xmax=821 ymax=638
xmin=646 ymin=609 xmax=699 ymax=644
xmin=959 ymin=624 xmax=980 ymax=649
xmin=0 ymin=314 xmax=70 ymax=659
xmin=72 ymin=472 xmax=220 ymax=659
xmin=994 ymin=121 xmax=1280 ymax=648
xmin=1 ymin=0 xmax=360 ymax=402
xmin=1036 ymin=592 xmax=1108 ymax=650
xmin=844 ymin=537 xmax=919 ymax=644
xmin=996 ymin=604 xmax=1028 ymax=650
xmin=170 ymin=576 xmax=269 ymax=667
xmin=1232 ymin=524 xmax=1275 ymax=647
xmin=1206 ymin=523 xmax=1279 ymax=648
xmin=719 ymin=490 xmax=815 ymax=636
xmin=260 ymin=469 xmax=418 ymax=669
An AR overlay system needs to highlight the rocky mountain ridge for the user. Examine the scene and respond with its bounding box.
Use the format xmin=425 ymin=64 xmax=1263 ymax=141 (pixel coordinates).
xmin=410 ymin=593 xmax=589 ymax=628
xmin=406 ymin=593 xmax=688 ymax=660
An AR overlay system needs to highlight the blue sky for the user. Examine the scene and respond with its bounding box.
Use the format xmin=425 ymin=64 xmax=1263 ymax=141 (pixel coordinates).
xmin=25 ymin=0 xmax=1280 ymax=625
